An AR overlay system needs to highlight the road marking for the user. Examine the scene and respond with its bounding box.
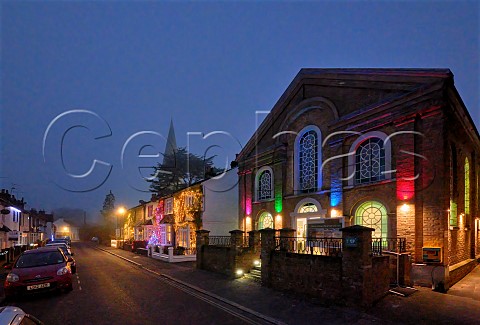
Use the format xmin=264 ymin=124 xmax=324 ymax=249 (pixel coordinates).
xmin=97 ymin=247 xmax=286 ymax=325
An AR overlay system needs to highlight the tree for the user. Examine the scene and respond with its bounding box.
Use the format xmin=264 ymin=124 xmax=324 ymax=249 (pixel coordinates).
xmin=148 ymin=147 xmax=219 ymax=197
xmin=100 ymin=190 xmax=116 ymax=239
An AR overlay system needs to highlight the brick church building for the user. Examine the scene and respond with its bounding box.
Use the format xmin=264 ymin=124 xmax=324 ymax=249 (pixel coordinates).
xmin=236 ymin=68 xmax=480 ymax=288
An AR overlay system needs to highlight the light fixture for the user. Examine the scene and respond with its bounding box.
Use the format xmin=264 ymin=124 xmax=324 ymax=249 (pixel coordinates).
xmin=401 ymin=204 xmax=409 ymax=213
xmin=331 ymin=209 xmax=339 ymax=218
xmin=253 ymin=260 xmax=260 ymax=266
xmin=236 ymin=269 xmax=244 ymax=276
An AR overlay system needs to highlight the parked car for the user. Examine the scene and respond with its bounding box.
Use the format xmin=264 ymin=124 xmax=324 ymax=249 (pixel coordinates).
xmin=46 ymin=242 xmax=72 ymax=255
xmin=49 ymin=239 xmax=71 ymax=248
xmin=0 ymin=306 xmax=44 ymax=325
xmin=4 ymin=246 xmax=73 ymax=299
xmin=91 ymin=236 xmax=99 ymax=243
xmin=54 ymin=246 xmax=76 ymax=274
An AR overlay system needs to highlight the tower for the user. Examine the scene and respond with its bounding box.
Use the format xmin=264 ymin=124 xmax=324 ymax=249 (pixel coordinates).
xmin=163 ymin=118 xmax=177 ymax=163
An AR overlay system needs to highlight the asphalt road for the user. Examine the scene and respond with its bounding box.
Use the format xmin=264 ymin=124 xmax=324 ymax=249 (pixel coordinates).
xmin=0 ymin=242 xmax=253 ymax=325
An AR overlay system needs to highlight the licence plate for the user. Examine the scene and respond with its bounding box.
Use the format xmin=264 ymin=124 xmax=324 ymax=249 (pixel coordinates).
xmin=27 ymin=283 xmax=50 ymax=290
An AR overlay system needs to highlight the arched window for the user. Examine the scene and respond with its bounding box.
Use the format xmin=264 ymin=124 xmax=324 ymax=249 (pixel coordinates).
xmin=355 ymin=201 xmax=388 ymax=239
xmin=255 ymin=167 xmax=273 ymax=201
xmin=465 ymin=157 xmax=470 ymax=215
xmin=258 ymin=212 xmax=274 ymax=230
xmin=298 ymin=203 xmax=318 ymax=213
xmin=347 ymin=131 xmax=391 ymax=187
xmin=355 ymin=138 xmax=385 ymax=184
xmin=295 ymin=126 xmax=322 ymax=193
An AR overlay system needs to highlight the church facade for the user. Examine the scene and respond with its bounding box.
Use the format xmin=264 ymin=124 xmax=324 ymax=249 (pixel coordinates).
xmin=236 ymin=69 xmax=480 ymax=287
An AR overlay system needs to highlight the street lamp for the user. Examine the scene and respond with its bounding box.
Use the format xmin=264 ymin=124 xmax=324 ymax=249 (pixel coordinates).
xmin=116 ymin=207 xmax=126 ymax=240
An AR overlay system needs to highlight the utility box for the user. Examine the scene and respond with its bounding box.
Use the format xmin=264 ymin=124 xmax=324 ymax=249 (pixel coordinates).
xmin=422 ymin=247 xmax=442 ymax=263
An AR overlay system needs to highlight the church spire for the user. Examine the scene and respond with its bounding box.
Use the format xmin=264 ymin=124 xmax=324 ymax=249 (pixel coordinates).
xmin=163 ymin=118 xmax=177 ymax=163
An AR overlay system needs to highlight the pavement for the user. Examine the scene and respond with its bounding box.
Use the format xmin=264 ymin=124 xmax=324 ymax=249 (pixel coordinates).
xmin=96 ymin=245 xmax=480 ymax=325
xmin=2 ymin=244 xmax=480 ymax=324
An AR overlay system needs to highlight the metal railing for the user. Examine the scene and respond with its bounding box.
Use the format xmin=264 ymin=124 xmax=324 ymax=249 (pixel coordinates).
xmin=371 ymin=238 xmax=407 ymax=256
xmin=274 ymin=237 xmax=343 ymax=256
xmin=208 ymin=236 xmax=232 ymax=246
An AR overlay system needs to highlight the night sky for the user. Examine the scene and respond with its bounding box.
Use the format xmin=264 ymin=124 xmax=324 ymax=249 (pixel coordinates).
xmin=1 ymin=1 xmax=478 ymax=222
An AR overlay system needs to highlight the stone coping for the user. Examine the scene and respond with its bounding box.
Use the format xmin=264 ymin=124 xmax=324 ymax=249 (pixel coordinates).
xmin=449 ymin=259 xmax=475 ymax=272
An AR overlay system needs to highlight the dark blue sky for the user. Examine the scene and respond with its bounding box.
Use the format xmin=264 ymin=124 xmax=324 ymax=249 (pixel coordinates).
xmin=1 ymin=1 xmax=478 ymax=222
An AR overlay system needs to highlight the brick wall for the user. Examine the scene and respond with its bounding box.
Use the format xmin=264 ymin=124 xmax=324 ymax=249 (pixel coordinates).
xmin=269 ymin=252 xmax=343 ymax=304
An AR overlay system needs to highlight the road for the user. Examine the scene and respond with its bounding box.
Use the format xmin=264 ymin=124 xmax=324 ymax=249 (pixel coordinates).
xmin=1 ymin=242 xmax=261 ymax=325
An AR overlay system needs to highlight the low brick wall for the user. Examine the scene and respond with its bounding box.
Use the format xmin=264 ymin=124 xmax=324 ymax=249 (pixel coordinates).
xmin=449 ymin=259 xmax=478 ymax=286
xmin=200 ymin=246 xmax=234 ymax=276
xmin=269 ymin=252 xmax=343 ymax=304
xmin=368 ymin=256 xmax=391 ymax=303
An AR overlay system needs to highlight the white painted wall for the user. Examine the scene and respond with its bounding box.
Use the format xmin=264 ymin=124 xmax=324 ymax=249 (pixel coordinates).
xmin=202 ymin=168 xmax=239 ymax=236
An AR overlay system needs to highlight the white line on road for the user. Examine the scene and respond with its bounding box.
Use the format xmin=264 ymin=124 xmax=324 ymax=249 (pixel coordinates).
xmin=98 ymin=248 xmax=286 ymax=325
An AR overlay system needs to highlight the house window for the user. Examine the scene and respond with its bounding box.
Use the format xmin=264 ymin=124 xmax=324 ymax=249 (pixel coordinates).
xmin=165 ymin=198 xmax=173 ymax=215
xmin=299 ymin=130 xmax=318 ymax=192
xmin=355 ymin=201 xmax=388 ymax=239
xmin=255 ymin=167 xmax=273 ymax=201
xmin=355 ymin=138 xmax=385 ymax=184
xmin=465 ymin=158 xmax=470 ymax=216
xmin=258 ymin=212 xmax=274 ymax=230
xmin=185 ymin=195 xmax=194 ymax=208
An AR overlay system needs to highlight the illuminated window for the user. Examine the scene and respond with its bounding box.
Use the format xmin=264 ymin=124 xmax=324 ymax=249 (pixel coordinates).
xmin=355 ymin=201 xmax=388 ymax=238
xmin=450 ymin=200 xmax=458 ymax=227
xmin=165 ymin=198 xmax=173 ymax=215
xmin=355 ymin=138 xmax=385 ymax=184
xmin=465 ymin=158 xmax=470 ymax=215
xmin=298 ymin=203 xmax=318 ymax=213
xmin=255 ymin=167 xmax=273 ymax=201
xmin=258 ymin=212 xmax=274 ymax=230
xmin=294 ymin=126 xmax=322 ymax=194
xmin=299 ymin=130 xmax=318 ymax=192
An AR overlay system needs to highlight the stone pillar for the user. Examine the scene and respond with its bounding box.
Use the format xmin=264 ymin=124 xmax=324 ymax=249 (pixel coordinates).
xmin=229 ymin=230 xmax=245 ymax=249
xmin=195 ymin=230 xmax=210 ymax=270
xmin=341 ymin=225 xmax=375 ymax=307
xmin=248 ymin=230 xmax=260 ymax=253
xmin=279 ymin=228 xmax=295 ymax=252
xmin=259 ymin=228 xmax=276 ymax=286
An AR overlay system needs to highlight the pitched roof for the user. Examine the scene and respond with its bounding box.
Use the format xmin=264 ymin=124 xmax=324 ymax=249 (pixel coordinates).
xmin=236 ymin=68 xmax=480 ymax=161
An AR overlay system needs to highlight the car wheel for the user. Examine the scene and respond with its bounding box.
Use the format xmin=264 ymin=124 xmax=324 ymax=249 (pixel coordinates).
xmin=66 ymin=283 xmax=73 ymax=292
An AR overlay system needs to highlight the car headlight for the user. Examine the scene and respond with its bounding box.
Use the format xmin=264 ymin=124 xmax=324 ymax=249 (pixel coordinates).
xmin=57 ymin=267 xmax=70 ymax=275
xmin=6 ymin=273 xmax=19 ymax=282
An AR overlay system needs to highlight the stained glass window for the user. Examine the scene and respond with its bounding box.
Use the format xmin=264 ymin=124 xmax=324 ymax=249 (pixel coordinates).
xmin=298 ymin=203 xmax=318 ymax=213
xmin=299 ymin=130 xmax=318 ymax=192
xmin=258 ymin=212 xmax=274 ymax=229
xmin=257 ymin=170 xmax=272 ymax=201
xmin=355 ymin=138 xmax=385 ymax=184
xmin=465 ymin=158 xmax=470 ymax=215
xmin=355 ymin=201 xmax=388 ymax=238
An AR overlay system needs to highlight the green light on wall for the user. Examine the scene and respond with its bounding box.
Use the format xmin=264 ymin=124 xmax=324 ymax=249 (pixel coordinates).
xmin=275 ymin=184 xmax=282 ymax=213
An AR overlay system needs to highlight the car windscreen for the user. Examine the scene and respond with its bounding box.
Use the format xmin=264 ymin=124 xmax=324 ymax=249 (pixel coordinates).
xmin=15 ymin=251 xmax=65 ymax=268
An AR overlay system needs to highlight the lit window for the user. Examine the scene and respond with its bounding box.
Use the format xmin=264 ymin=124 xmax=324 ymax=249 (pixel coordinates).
xmin=258 ymin=212 xmax=274 ymax=229
xmin=465 ymin=158 xmax=470 ymax=215
xmin=257 ymin=169 xmax=272 ymax=201
xmin=355 ymin=201 xmax=388 ymax=239
xmin=299 ymin=130 xmax=318 ymax=192
xmin=355 ymin=138 xmax=385 ymax=184
xmin=165 ymin=198 xmax=173 ymax=215
xmin=298 ymin=203 xmax=318 ymax=213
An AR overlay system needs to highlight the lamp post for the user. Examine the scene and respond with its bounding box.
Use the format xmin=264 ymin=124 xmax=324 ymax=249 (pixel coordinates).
xmin=116 ymin=207 xmax=126 ymax=241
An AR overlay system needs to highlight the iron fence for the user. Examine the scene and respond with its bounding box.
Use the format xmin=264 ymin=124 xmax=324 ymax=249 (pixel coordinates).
xmin=274 ymin=237 xmax=343 ymax=256
xmin=371 ymin=237 xmax=407 ymax=256
xmin=208 ymin=236 xmax=232 ymax=246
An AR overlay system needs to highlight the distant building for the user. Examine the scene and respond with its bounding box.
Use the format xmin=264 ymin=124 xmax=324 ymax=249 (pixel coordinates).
xmin=53 ymin=218 xmax=79 ymax=241
xmin=236 ymin=68 xmax=480 ymax=289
